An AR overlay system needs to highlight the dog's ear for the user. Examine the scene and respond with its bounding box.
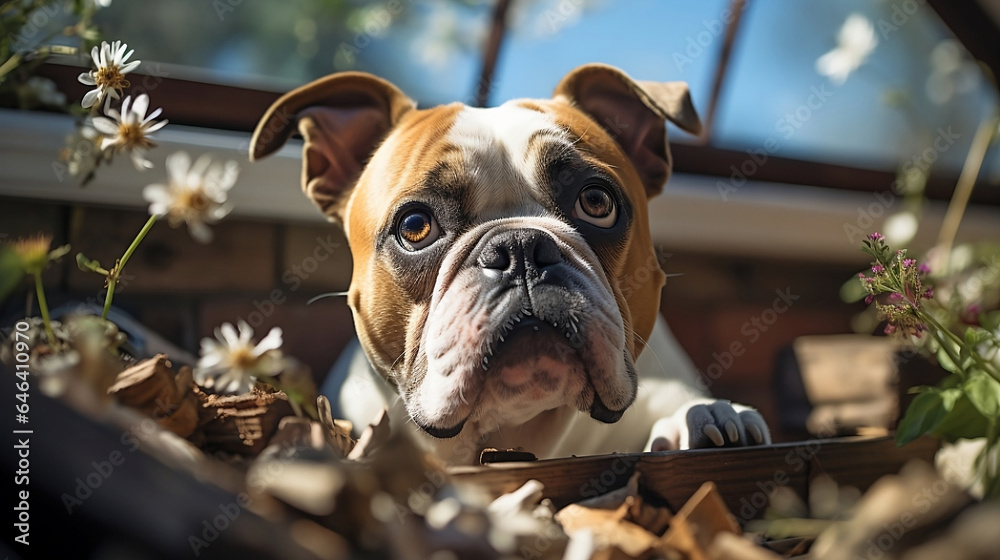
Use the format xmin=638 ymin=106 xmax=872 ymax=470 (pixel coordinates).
xmin=250 ymin=72 xmax=416 ymax=223
xmin=554 ymin=64 xmax=701 ymax=198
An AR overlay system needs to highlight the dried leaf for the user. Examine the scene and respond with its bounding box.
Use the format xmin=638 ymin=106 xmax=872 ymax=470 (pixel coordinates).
xmin=316 ymin=395 xmax=356 ymax=457
xmin=347 ymin=408 xmax=391 ymax=460
xmin=660 ymin=482 xmax=740 ymax=560
xmin=489 ymin=479 xmax=545 ymax=517
xmin=557 ymin=503 xmax=659 ymax=558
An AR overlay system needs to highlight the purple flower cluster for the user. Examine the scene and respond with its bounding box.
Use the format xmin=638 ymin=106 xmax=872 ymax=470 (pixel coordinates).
xmin=859 ymin=232 xmax=935 ymax=337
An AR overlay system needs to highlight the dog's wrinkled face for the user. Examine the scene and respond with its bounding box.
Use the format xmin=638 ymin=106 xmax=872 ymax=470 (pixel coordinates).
xmin=250 ymin=65 xmax=702 ymax=441
xmin=353 ymin=101 xmax=645 ymax=437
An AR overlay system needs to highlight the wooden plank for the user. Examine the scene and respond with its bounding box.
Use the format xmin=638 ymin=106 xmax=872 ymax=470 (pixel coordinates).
xmin=451 ymin=453 xmax=640 ymax=510
xmin=449 ymin=436 xmax=939 ymax=521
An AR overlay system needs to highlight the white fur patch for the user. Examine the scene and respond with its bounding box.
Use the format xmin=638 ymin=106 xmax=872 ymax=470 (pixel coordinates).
xmin=447 ymin=102 xmax=567 ymax=219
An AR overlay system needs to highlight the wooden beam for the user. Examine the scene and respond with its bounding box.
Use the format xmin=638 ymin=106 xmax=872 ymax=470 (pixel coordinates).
xmin=31 ymin=61 xmax=1000 ymax=206
xmin=926 ymin=0 xmax=1000 ymax=84
xmin=449 ymin=436 xmax=939 ymax=522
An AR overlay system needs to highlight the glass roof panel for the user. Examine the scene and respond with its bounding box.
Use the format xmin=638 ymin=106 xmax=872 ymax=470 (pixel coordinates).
xmin=93 ymin=0 xmax=490 ymax=103
xmin=712 ymin=0 xmax=998 ymax=174
xmin=491 ymin=0 xmax=730 ymax=140
xmin=91 ymin=0 xmax=999 ymax=184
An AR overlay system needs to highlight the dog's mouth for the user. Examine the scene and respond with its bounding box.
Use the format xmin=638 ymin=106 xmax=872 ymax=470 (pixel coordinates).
xmin=412 ymin=312 xmax=629 ymax=439
xmin=415 ymin=418 xmax=467 ymax=439
xmin=481 ymin=315 xmax=573 ymax=370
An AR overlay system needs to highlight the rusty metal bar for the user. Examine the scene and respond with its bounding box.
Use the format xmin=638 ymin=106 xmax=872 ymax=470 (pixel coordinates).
xmin=700 ymin=0 xmax=749 ymax=143
xmin=473 ymin=0 xmax=513 ymax=107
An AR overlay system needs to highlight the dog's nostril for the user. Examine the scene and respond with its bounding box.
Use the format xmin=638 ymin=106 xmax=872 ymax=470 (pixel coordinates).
xmin=530 ymin=235 xmax=561 ymax=269
xmin=479 ymin=244 xmax=511 ymax=270
xmin=478 ymin=230 xmax=561 ymax=273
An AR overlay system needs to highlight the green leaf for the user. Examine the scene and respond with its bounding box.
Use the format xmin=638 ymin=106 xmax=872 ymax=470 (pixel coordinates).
xmin=980 ymin=311 xmax=1000 ymax=333
xmin=76 ymin=252 xmax=107 ymax=274
xmin=964 ymin=327 xmax=994 ymax=346
xmin=965 ymin=373 xmax=1000 ymax=418
xmin=941 ymin=374 xmax=964 ymax=390
xmin=896 ymin=389 xmax=953 ymax=445
xmin=932 ymin=393 xmax=991 ymax=442
xmin=0 ymin=247 xmax=25 ymax=303
xmin=840 ymin=274 xmax=868 ymax=303
xmin=983 ymin=471 xmax=1000 ymax=500
xmin=936 ymin=345 xmax=963 ymax=374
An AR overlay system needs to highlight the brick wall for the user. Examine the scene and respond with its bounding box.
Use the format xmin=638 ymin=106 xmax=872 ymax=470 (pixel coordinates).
xmin=2 ymin=197 xmax=862 ymax=441
xmin=1 ymin=198 xmax=356 ymax=380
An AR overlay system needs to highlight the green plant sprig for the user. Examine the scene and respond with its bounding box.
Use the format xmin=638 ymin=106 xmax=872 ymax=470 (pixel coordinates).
xmin=0 ymin=236 xmax=70 ymax=348
xmin=77 ymin=214 xmax=159 ymax=320
xmin=861 ymin=233 xmax=1000 ymax=497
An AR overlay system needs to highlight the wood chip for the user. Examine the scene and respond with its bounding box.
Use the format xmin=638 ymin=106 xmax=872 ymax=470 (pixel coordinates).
xmin=199 ymin=387 xmax=295 ymax=456
xmin=108 ymin=355 xmax=201 ymax=438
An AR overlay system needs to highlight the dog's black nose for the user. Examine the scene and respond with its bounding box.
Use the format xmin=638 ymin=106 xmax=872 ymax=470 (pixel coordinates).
xmin=478 ymin=229 xmax=562 ymax=276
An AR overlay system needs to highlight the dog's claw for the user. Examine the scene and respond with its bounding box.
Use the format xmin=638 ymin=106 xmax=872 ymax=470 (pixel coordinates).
xmin=725 ymin=420 xmax=739 ymax=443
xmin=703 ymin=424 xmax=725 ymax=446
xmin=748 ymin=424 xmax=763 ymax=444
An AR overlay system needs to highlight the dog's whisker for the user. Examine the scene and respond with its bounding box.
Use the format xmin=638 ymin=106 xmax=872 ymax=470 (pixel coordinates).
xmin=306 ymin=292 xmax=349 ymax=305
xmin=631 ymin=330 xmax=672 ymax=383
xmin=386 ymin=351 xmax=407 ymax=382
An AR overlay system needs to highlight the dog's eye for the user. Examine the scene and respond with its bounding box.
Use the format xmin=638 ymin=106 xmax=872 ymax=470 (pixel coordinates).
xmin=397 ymin=209 xmax=440 ymax=251
xmin=574 ymin=185 xmax=617 ymax=228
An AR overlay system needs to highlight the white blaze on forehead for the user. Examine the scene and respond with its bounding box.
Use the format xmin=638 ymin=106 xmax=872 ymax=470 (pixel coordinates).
xmin=447 ymin=102 xmax=567 ymax=218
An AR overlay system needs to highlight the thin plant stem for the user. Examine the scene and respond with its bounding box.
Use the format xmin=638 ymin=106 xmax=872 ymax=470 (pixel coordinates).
xmin=101 ymin=214 xmax=158 ymax=320
xmin=101 ymin=277 xmax=115 ymax=321
xmin=0 ymin=53 xmax=21 ymax=81
xmin=119 ymin=214 xmax=158 ymax=271
xmin=935 ymin=112 xmax=1000 ymax=273
xmin=0 ymin=45 xmax=77 ymax=81
xmin=930 ymin=326 xmax=965 ymax=379
xmin=920 ymin=308 xmax=1000 ymax=382
xmin=33 ymin=272 xmax=56 ymax=347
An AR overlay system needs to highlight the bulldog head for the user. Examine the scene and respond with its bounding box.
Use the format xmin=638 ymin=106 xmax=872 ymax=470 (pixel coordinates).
xmin=250 ymin=64 xmax=701 ymax=440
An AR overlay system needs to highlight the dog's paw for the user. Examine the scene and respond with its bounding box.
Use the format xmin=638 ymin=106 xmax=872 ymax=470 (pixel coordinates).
xmin=645 ymin=399 xmax=771 ymax=452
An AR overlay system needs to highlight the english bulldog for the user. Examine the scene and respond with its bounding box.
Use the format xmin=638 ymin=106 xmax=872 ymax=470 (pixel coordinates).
xmin=249 ymin=64 xmax=771 ymax=464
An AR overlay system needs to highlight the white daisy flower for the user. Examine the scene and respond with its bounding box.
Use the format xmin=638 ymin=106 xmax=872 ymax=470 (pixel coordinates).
xmin=23 ymin=76 xmax=67 ymax=107
xmin=816 ymin=14 xmax=878 ymax=85
xmin=142 ymin=151 xmax=238 ymax=243
xmin=77 ymin=40 xmax=140 ymax=109
xmin=92 ymin=94 xmax=167 ymax=171
xmin=925 ymin=39 xmax=981 ymax=105
xmin=195 ymin=320 xmax=285 ymax=394
xmin=61 ymin=119 xmax=103 ymax=179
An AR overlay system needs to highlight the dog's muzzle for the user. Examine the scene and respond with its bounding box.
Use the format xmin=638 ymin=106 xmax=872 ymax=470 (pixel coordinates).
xmin=476 ymin=228 xmax=564 ymax=285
